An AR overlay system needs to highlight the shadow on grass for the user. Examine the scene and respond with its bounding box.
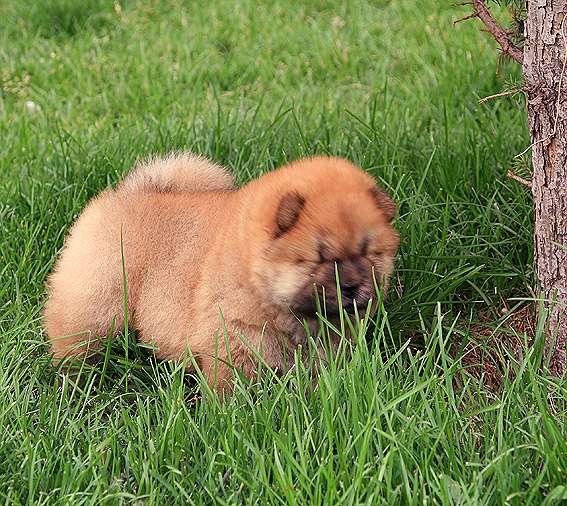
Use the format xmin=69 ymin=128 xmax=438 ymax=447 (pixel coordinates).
xmin=16 ymin=0 xmax=121 ymax=38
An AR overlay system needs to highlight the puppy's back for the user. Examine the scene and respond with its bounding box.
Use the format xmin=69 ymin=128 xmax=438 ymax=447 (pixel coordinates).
xmin=45 ymin=153 xmax=235 ymax=360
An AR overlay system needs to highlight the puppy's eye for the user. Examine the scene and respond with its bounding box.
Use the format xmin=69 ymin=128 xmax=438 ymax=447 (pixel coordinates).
xmin=318 ymin=243 xmax=327 ymax=263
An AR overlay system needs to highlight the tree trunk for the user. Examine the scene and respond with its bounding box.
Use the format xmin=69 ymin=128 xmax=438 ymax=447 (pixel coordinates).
xmin=523 ymin=1 xmax=567 ymax=375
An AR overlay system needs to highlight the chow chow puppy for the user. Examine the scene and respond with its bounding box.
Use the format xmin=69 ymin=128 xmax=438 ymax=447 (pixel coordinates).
xmin=44 ymin=153 xmax=399 ymax=391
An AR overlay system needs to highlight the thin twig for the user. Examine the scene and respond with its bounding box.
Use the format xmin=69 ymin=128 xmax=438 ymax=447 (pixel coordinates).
xmin=479 ymin=87 xmax=528 ymax=103
xmin=506 ymin=170 xmax=532 ymax=188
xmin=455 ymin=0 xmax=523 ymax=64
xmin=454 ymin=12 xmax=478 ymax=25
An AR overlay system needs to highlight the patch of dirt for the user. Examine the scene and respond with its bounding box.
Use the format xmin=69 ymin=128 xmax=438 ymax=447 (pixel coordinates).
xmin=454 ymin=303 xmax=536 ymax=390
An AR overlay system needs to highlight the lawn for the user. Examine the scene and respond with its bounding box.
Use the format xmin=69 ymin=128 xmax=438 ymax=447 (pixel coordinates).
xmin=2 ymin=0 xmax=567 ymax=503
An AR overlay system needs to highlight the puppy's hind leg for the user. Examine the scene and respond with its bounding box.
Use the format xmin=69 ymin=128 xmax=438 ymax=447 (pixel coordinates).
xmin=44 ymin=189 xmax=134 ymax=365
xmin=44 ymin=235 xmax=129 ymax=362
xmin=44 ymin=270 xmax=126 ymax=364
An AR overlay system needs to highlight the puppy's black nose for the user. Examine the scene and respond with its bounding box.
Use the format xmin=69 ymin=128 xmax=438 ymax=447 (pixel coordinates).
xmin=337 ymin=259 xmax=363 ymax=299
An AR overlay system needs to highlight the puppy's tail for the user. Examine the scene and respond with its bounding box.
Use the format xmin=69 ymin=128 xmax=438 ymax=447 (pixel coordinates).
xmin=117 ymin=151 xmax=235 ymax=193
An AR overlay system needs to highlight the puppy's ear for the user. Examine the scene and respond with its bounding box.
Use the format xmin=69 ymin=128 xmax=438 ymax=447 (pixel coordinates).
xmin=275 ymin=191 xmax=305 ymax=237
xmin=370 ymin=186 xmax=396 ymax=222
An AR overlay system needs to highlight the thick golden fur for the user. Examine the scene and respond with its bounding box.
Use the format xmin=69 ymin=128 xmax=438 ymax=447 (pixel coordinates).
xmin=44 ymin=153 xmax=399 ymax=390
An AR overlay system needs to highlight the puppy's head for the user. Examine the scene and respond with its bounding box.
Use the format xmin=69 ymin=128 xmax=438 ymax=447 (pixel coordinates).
xmin=248 ymin=157 xmax=400 ymax=318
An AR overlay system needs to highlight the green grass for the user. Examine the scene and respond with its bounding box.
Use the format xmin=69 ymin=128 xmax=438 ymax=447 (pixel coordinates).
xmin=1 ymin=0 xmax=566 ymax=503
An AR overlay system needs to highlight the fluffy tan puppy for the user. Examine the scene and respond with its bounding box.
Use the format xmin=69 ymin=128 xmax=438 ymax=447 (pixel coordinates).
xmin=44 ymin=153 xmax=399 ymax=390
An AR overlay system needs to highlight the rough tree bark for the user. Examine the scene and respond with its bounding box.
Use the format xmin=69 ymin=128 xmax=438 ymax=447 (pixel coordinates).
xmin=459 ymin=0 xmax=567 ymax=374
xmin=524 ymin=0 xmax=567 ymax=375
